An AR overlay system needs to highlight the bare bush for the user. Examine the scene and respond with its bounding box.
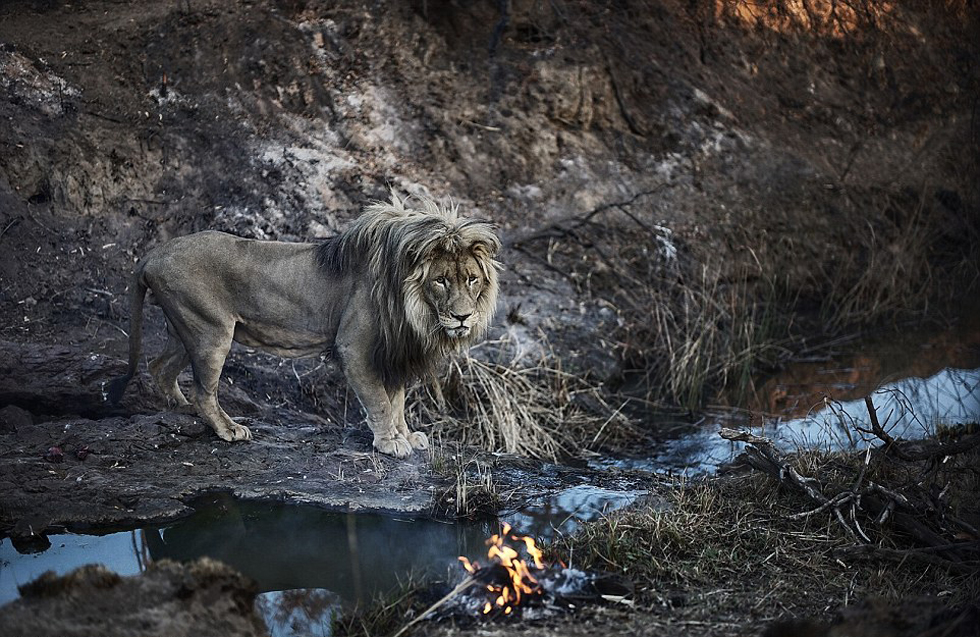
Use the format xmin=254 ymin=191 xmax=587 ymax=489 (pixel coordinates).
xmin=516 ymin=202 xmax=791 ymax=410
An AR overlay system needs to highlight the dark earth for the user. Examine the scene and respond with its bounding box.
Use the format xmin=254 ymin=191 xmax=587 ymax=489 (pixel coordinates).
xmin=1 ymin=0 xmax=979 ymax=635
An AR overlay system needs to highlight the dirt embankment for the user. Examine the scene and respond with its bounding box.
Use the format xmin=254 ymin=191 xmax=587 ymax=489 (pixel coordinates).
xmin=0 ymin=558 xmax=268 ymax=637
xmin=1 ymin=0 xmax=977 ymax=401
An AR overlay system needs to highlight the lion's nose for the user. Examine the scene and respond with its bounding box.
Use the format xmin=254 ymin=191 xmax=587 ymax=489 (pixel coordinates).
xmin=451 ymin=312 xmax=471 ymax=323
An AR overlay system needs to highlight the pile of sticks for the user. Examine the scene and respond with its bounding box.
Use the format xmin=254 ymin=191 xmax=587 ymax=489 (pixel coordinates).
xmin=720 ymin=398 xmax=980 ymax=573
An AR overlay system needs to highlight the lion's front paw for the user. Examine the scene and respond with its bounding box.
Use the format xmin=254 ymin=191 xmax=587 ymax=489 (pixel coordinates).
xmin=216 ymin=421 xmax=252 ymax=442
xmin=232 ymin=422 xmax=253 ymax=441
xmin=374 ymin=435 xmax=413 ymax=458
xmin=407 ymin=431 xmax=429 ymax=450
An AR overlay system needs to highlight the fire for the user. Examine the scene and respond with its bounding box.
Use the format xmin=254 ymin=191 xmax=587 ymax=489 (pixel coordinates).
xmin=458 ymin=523 xmax=545 ymax=615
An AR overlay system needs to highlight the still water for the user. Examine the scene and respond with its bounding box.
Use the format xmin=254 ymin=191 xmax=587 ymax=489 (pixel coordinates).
xmin=1 ymin=498 xmax=490 ymax=633
xmin=617 ymin=313 xmax=980 ymax=475
xmin=0 ymin=488 xmax=641 ymax=634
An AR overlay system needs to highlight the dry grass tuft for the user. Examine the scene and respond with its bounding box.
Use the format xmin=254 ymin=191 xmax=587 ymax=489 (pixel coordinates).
xmin=516 ymin=206 xmax=792 ymax=410
xmin=637 ymin=262 xmax=789 ymax=409
xmin=553 ymin=464 xmax=979 ymax=620
xmin=410 ymin=335 xmax=632 ymax=460
xmin=430 ymin=450 xmax=500 ymax=519
xmin=823 ymin=190 xmax=942 ymax=331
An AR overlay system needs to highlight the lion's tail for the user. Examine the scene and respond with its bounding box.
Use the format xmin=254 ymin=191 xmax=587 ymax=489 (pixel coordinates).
xmin=106 ymin=265 xmax=148 ymax=405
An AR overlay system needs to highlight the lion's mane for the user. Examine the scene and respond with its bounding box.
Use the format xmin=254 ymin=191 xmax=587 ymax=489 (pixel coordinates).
xmin=316 ymin=193 xmax=501 ymax=389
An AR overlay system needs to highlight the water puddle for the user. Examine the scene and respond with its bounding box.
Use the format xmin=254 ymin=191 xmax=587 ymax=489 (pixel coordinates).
xmin=614 ymin=312 xmax=980 ymax=475
xmin=636 ymin=366 xmax=980 ymax=475
xmin=0 ymin=499 xmax=475 ymax=628
xmin=0 ymin=485 xmax=645 ymax=633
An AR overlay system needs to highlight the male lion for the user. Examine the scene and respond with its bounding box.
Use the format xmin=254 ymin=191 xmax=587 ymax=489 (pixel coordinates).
xmin=108 ymin=193 xmax=501 ymax=457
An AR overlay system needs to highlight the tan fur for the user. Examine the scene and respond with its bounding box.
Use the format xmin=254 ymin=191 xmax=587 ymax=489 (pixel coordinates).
xmin=108 ymin=193 xmax=501 ymax=457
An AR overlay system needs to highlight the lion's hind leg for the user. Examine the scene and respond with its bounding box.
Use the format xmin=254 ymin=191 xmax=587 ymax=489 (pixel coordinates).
xmin=188 ymin=335 xmax=251 ymax=442
xmin=148 ymin=321 xmax=192 ymax=409
xmin=390 ymin=387 xmax=428 ymax=451
xmin=165 ymin=310 xmax=251 ymax=443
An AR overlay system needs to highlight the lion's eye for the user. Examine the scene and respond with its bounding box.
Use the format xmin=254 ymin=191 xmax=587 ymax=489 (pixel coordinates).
xmin=435 ymin=276 xmax=448 ymax=287
xmin=467 ymin=276 xmax=479 ymax=286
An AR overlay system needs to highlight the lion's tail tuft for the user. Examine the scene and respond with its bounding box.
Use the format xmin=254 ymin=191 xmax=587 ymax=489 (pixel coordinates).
xmin=107 ymin=267 xmax=149 ymax=405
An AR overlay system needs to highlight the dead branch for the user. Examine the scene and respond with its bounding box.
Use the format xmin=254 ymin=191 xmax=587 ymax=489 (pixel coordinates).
xmin=861 ymin=396 xmax=906 ymax=457
xmin=391 ymin=576 xmax=475 ymax=637
xmin=0 ymin=216 xmax=21 ymax=241
xmin=718 ymin=427 xmax=973 ymax=561
xmin=861 ymin=397 xmax=980 ymax=461
xmin=719 ymin=428 xmax=830 ymax=504
xmin=513 ymin=186 xmax=667 ymax=245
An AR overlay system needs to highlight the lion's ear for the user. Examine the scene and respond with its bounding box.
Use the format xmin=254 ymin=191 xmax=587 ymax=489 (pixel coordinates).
xmin=470 ymin=241 xmax=503 ymax=281
xmin=469 ymin=237 xmax=501 ymax=261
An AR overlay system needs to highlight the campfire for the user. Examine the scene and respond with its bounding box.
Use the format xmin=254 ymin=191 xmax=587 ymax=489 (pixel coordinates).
xmin=390 ymin=523 xmax=632 ymax=636
xmin=430 ymin=523 xmax=632 ymax=623
xmin=457 ymin=523 xmax=546 ymax=616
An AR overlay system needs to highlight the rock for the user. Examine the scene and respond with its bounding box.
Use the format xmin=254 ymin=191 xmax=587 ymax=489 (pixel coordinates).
xmin=0 ymin=404 xmax=33 ymax=433
xmin=9 ymin=515 xmax=53 ymax=554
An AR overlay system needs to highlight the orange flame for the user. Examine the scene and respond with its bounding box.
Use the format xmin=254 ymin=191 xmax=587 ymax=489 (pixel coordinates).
xmin=459 ymin=523 xmax=545 ymax=615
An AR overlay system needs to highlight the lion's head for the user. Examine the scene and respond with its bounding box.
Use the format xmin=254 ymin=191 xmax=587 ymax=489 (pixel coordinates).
xmin=317 ymin=192 xmax=501 ymax=388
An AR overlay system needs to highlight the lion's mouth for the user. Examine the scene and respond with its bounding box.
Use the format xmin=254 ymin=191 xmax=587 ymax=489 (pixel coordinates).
xmin=445 ymin=325 xmax=471 ymax=339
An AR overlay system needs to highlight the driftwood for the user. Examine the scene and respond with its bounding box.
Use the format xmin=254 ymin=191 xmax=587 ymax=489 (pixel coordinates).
xmin=719 ymin=409 xmax=980 ymax=570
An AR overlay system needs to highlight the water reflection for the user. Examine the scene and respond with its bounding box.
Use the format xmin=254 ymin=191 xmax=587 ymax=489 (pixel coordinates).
xmin=771 ymin=367 xmax=980 ymax=450
xmin=143 ymin=494 xmax=493 ymax=605
xmin=643 ymin=365 xmax=980 ymax=475
xmin=256 ymin=588 xmax=337 ymax=637
xmin=504 ymin=485 xmax=646 ymax=539
xmin=0 ymin=532 xmax=145 ymax=603
xmin=747 ymin=320 xmax=980 ymax=421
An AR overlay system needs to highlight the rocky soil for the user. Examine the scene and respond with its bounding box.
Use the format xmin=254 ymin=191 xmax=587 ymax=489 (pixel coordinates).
xmin=0 ymin=558 xmax=268 ymax=637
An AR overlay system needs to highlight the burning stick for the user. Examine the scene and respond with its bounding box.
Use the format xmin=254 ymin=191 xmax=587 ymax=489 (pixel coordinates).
xmin=392 ymin=523 xmax=545 ymax=636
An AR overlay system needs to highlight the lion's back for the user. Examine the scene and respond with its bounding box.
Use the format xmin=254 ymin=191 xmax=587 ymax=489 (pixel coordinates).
xmin=139 ymin=231 xmax=328 ymax=321
xmin=141 ymin=231 xmax=231 ymax=289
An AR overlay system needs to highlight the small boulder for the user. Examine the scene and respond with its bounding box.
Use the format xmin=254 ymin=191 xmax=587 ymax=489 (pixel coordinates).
xmin=0 ymin=404 xmax=33 ymax=433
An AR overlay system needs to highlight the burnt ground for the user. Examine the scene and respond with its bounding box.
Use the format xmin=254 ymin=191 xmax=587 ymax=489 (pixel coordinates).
xmin=1 ymin=0 xmax=979 ymax=635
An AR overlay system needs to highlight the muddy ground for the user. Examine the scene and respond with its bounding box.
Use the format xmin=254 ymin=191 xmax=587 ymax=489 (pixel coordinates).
xmin=0 ymin=336 xmax=655 ymax=538
xmin=1 ymin=0 xmax=979 ymax=635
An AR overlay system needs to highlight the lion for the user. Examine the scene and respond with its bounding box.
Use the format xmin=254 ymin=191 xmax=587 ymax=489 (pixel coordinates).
xmin=107 ymin=192 xmax=501 ymax=458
